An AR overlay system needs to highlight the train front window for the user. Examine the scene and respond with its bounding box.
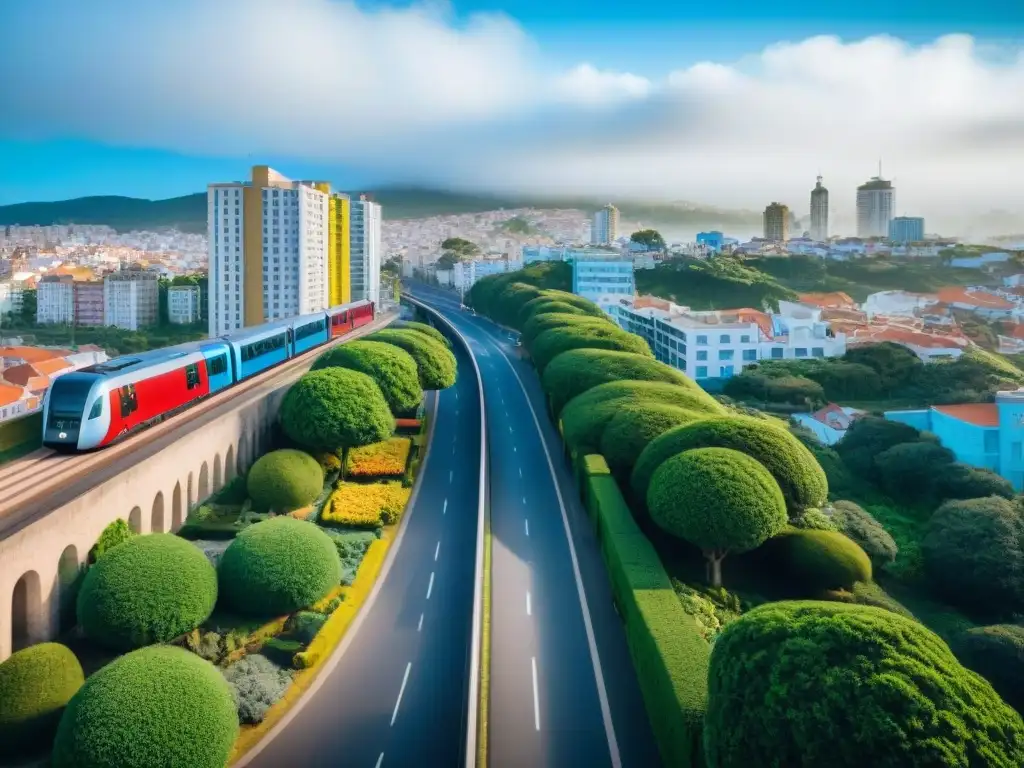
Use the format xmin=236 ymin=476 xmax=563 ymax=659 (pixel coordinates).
xmin=49 ymin=378 xmax=94 ymax=415
xmin=88 ymin=398 xmax=103 ymax=420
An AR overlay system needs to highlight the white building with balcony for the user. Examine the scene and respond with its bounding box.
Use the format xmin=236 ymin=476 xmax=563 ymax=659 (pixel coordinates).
xmin=168 ymin=285 xmax=202 ymax=325
xmin=450 ymin=259 xmax=522 ymax=293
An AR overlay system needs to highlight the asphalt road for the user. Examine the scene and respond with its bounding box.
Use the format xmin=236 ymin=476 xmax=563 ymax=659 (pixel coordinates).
xmin=244 ymin=336 xmax=482 ymax=768
xmin=410 ymin=285 xmax=661 ymax=768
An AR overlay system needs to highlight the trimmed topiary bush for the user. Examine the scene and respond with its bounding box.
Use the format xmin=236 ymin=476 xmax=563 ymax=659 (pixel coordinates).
xmin=530 ymin=289 xmax=606 ymax=317
xmin=393 ymin=320 xmax=450 ymax=348
xmin=763 ymin=528 xmax=873 ymax=592
xmin=77 ymin=533 xmax=218 ymax=651
xmin=519 ymin=299 xmax=587 ymax=326
xmin=521 ymin=312 xmax=615 ymax=348
xmin=704 ymin=601 xmax=1024 ymax=767
xmin=599 ymin=403 xmax=703 ymax=478
xmin=493 ymin=282 xmax=545 ymax=327
xmin=830 ymin=500 xmax=898 ymax=570
xmin=365 ymin=328 xmax=457 ymax=390
xmin=89 ymin=518 xmax=134 ymax=563
xmin=52 ymin=646 xmax=239 ymax=768
xmin=311 ymin=340 xmax=422 ymax=414
xmin=246 ymin=449 xmax=324 ymax=513
xmin=218 ymin=517 xmax=342 ymax=618
xmin=647 ymin=447 xmax=788 ymax=586
xmin=954 ymin=624 xmax=1024 ymax=713
xmin=530 ymin=324 xmax=652 ymax=372
xmin=280 ymin=367 xmax=394 ymax=453
xmin=542 ymin=348 xmax=691 ymax=416
xmin=0 ymin=643 xmax=84 ymax=756
xmin=631 ymin=416 xmax=828 ymax=516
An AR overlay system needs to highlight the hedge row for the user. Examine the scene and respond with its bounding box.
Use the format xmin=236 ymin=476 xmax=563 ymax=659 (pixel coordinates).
xmin=365 ymin=328 xmax=457 ymax=390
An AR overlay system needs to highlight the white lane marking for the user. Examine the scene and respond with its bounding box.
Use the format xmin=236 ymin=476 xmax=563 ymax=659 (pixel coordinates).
xmin=434 ymin=541 xmax=441 ymax=561
xmin=526 ymin=591 xmax=532 ymax=616
xmin=531 ymin=657 xmax=541 ymax=731
xmin=391 ymin=662 xmax=412 ymax=726
xmin=525 ymin=519 xmax=530 ymax=537
xmin=522 ymin=496 xmax=526 ymax=505
xmin=426 ymin=572 xmax=435 ymax=600
xmin=513 ymin=446 xmax=517 ymax=453
xmin=509 ymin=424 xmax=513 ymax=432
xmin=519 ymin=467 xmax=523 ymax=478
xmin=417 ymin=613 xmax=424 ymax=632
xmin=456 ymin=390 xmax=459 ymax=400
xmin=449 ymin=470 xmax=453 ymax=483
xmin=443 ymin=499 xmax=448 ymax=515
xmin=376 ymin=753 xmax=384 ymax=768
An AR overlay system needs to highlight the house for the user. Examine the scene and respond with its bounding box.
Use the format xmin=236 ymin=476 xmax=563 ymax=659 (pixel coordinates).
xmin=793 ymin=403 xmax=865 ymax=445
xmin=845 ymin=326 xmax=969 ymax=362
xmin=797 ymin=292 xmax=857 ymax=311
xmin=935 ymin=287 xmax=1017 ymax=318
xmin=862 ymin=290 xmax=939 ymax=318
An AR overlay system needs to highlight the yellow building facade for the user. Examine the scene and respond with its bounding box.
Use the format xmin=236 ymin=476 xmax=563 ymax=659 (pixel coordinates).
xmin=328 ymin=194 xmax=352 ymax=306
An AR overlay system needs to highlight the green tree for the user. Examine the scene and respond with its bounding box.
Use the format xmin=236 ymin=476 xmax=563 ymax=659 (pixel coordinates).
xmin=630 ymin=229 xmax=666 ymax=250
xmin=934 ymin=463 xmax=1015 ymax=501
xmin=704 ymin=601 xmax=1024 ymax=767
xmin=279 ymin=368 xmax=394 ymax=453
xmin=953 ymin=624 xmax=1024 ymax=713
xmin=529 ymin=323 xmax=652 ymax=372
xmin=19 ymin=289 xmax=36 ymax=323
xmin=437 ymin=237 xmax=479 ymax=269
xmin=647 ymin=448 xmax=788 ymax=586
xmin=312 ymin=340 xmax=422 ymax=415
xmin=829 ymin=500 xmax=898 ymax=570
xmin=365 ymin=328 xmax=457 ymax=390
xmin=88 ymin=518 xmax=135 ymax=564
xmin=874 ymin=441 xmax=955 ymax=502
xmin=246 ymin=449 xmax=325 ymax=513
xmin=598 ymin=403 xmax=703 ymax=478
xmin=835 ymin=416 xmax=924 ymax=479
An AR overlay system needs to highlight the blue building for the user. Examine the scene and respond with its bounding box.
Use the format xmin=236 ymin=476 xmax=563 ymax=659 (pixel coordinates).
xmin=572 ymin=259 xmax=635 ymax=302
xmin=888 ymin=216 xmax=925 ymax=243
xmin=885 ymin=390 xmax=1024 ymax=489
xmin=697 ymin=231 xmax=724 ymax=252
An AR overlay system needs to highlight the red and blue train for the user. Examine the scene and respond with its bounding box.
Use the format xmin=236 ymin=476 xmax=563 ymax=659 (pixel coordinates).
xmin=42 ymin=299 xmax=375 ymax=452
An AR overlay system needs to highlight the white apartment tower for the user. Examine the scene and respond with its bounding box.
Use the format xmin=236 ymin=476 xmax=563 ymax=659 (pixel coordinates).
xmin=592 ymin=204 xmax=619 ymax=246
xmin=856 ymin=168 xmax=895 ymax=238
xmin=207 ymin=166 xmax=330 ymax=336
xmin=810 ymin=176 xmax=829 ymax=241
xmin=349 ymin=197 xmax=382 ymax=304
xmin=104 ymin=270 xmax=159 ymax=331
xmin=36 ymin=275 xmax=75 ymax=325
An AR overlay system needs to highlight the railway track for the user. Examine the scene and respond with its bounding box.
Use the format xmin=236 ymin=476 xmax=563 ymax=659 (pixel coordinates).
xmin=0 ymin=313 xmax=396 ymax=539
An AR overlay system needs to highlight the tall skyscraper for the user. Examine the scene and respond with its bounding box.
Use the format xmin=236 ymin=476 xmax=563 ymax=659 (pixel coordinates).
xmin=889 ymin=216 xmax=925 ymax=243
xmin=856 ymin=168 xmax=895 ymax=238
xmin=592 ymin=204 xmax=619 ymax=245
xmin=810 ymin=176 xmax=829 ymax=241
xmin=763 ymin=202 xmax=790 ymax=242
xmin=207 ymin=166 xmax=351 ymax=336
xmin=349 ymin=196 xmax=382 ymax=304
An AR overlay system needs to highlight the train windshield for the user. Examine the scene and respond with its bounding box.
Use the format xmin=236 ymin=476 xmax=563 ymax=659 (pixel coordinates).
xmin=49 ymin=377 xmax=94 ymax=415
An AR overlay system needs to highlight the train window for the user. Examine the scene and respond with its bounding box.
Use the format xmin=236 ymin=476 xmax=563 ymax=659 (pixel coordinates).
xmin=119 ymin=384 xmax=138 ymax=418
xmin=185 ymin=363 xmax=201 ymax=390
xmin=241 ymin=332 xmax=287 ymax=362
xmin=208 ymin=355 xmax=228 ymax=376
xmin=88 ymin=398 xmax=103 ymax=420
xmin=295 ymin=319 xmax=327 ymax=341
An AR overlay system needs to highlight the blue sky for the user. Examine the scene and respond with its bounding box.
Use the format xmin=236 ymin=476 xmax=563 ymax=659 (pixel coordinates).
xmin=0 ymin=0 xmax=1022 ymax=217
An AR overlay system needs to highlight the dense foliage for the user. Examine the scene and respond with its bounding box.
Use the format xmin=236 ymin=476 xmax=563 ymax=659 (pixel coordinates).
xmin=954 ymin=624 xmax=1024 ymax=713
xmin=365 ymin=328 xmax=457 ymax=390
xmin=875 ymin=441 xmax=955 ymax=502
xmin=704 ymin=601 xmax=1024 ymax=767
xmin=835 ymin=416 xmax=926 ymax=479
xmin=633 ymin=256 xmax=798 ymax=312
xmin=935 ymin=462 xmax=1016 ymax=501
xmin=542 ymin=348 xmax=691 ymax=416
xmin=521 ymin=312 xmax=614 ymax=348
xmin=647 ymin=448 xmax=787 ymax=586
xmin=631 ymin=416 xmax=828 ymax=515
xmin=222 ymin=653 xmax=293 ymax=725
xmin=599 ymin=403 xmax=703 ymax=478
xmin=246 ymin=449 xmax=325 ymax=513
xmin=311 ymin=340 xmax=422 ymax=414
xmin=89 ymin=518 xmax=135 ymax=562
xmin=518 ymin=299 xmax=587 ymax=326
xmin=219 ymin=517 xmax=342 ymax=617
xmin=52 ymin=646 xmax=239 ymax=768
xmin=529 ymin=323 xmax=653 ymax=372
xmin=561 ymin=379 xmax=722 ymax=457
xmin=764 ymin=528 xmax=873 ymax=591
xmin=922 ymin=496 xmax=1024 ymax=615
xmin=393 ymin=320 xmax=450 ymax=348
xmin=829 ymin=500 xmax=898 ymax=570
xmin=280 ymin=368 xmax=394 ymax=452
xmin=77 ymin=533 xmax=218 ymax=651
xmin=0 ymin=643 xmax=84 ymax=755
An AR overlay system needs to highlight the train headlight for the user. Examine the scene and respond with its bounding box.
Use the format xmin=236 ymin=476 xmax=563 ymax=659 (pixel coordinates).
xmin=59 ymin=432 xmax=67 ymax=439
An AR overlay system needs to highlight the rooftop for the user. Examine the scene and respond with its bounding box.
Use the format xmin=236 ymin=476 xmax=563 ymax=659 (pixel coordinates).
xmin=933 ymin=403 xmax=999 ymax=427
xmin=936 ymin=287 xmax=1015 ymax=311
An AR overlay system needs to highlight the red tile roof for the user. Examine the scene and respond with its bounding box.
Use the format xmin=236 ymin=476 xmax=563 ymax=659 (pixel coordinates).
xmin=933 ymin=403 xmax=1000 ymax=427
xmin=0 ymin=346 xmax=72 ymax=363
xmin=798 ymin=292 xmax=856 ymax=309
xmin=936 ymin=287 xmax=1015 ymax=310
xmin=0 ymin=382 xmax=23 ymax=408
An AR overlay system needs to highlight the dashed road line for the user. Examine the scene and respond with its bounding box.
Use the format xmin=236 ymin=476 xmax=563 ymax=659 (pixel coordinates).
xmin=525 ymin=519 xmax=530 ymax=537
xmin=391 ymin=662 xmax=412 ymax=727
xmin=434 ymin=541 xmax=441 ymax=561
xmin=526 ymin=591 xmax=532 ymax=616
xmin=531 ymin=657 xmax=541 ymax=731
xmin=426 ymin=572 xmax=435 ymax=600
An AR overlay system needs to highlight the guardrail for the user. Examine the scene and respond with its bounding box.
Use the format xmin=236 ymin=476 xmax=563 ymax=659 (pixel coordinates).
xmin=402 ymin=293 xmax=489 ymax=768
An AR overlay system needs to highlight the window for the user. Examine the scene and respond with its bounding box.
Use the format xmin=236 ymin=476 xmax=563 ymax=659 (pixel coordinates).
xmin=720 ymin=334 xmax=730 ymax=343
xmin=295 ymin=319 xmax=327 ymax=341
xmin=696 ymin=350 xmax=708 ymax=361
xmin=771 ymin=348 xmax=783 ymax=359
xmin=720 ymin=365 xmax=735 ymax=377
xmin=719 ymin=350 xmax=734 ymax=361
xmin=742 ymin=349 xmax=757 ymax=361
xmin=741 ymin=335 xmax=751 ymax=343
xmin=984 ymin=430 xmax=1000 ymax=454
xmin=796 ymin=348 xmax=808 ymax=357
xmin=208 ymin=355 xmax=228 ymax=376
xmin=240 ymin=332 xmax=288 ymax=362
xmin=185 ymin=363 xmax=201 ymax=390
xmin=696 ymin=335 xmax=708 ymax=345
xmin=812 ymin=347 xmax=825 ymax=358
xmin=88 ymin=398 xmax=103 ymax=420
xmin=695 ymin=366 xmax=708 ymax=378
xmin=118 ymin=384 xmax=138 ymax=418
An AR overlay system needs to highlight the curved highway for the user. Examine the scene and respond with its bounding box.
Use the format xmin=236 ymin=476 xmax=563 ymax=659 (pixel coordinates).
xmin=240 ymin=328 xmax=482 ymax=768
xmin=409 ymin=285 xmax=661 ymax=768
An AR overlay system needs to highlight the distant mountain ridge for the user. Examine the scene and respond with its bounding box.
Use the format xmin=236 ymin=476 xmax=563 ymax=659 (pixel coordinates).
xmin=0 ymin=187 xmax=763 ymax=235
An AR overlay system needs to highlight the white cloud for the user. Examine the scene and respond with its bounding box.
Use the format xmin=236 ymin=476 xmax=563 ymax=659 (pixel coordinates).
xmin=3 ymin=0 xmax=1024 ymax=233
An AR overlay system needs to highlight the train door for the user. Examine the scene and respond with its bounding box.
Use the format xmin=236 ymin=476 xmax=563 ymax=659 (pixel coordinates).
xmin=118 ymin=384 xmax=139 ymax=421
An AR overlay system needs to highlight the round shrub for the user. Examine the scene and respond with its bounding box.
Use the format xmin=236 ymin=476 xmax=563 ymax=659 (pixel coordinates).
xmin=518 ymin=298 xmax=587 ymax=327
xmin=922 ymin=495 xmax=1024 ymax=615
xmin=531 ymin=289 xmax=606 ymax=317
xmin=52 ymin=646 xmax=238 ymax=768
xmin=830 ymin=500 xmax=898 ymax=570
xmin=530 ymin=324 xmax=652 ymax=372
xmin=542 ymin=348 xmax=691 ymax=416
xmin=365 ymin=328 xmax=457 ymax=390
xmin=219 ymin=517 xmax=342 ymax=617
xmin=631 ymin=416 xmax=828 ymax=516
xmin=311 ymin=340 xmax=422 ymax=414
xmin=393 ymin=320 xmax=450 ymax=348
xmin=493 ymin=282 xmax=545 ymax=327
xmin=246 ymin=448 xmax=324 ymax=513
xmin=599 ymin=403 xmax=703 ymax=478
xmin=561 ymin=380 xmax=722 ymax=457
xmin=954 ymin=624 xmax=1024 ymax=713
xmin=280 ymin=367 xmax=394 ymax=452
xmin=647 ymin=448 xmax=787 ymax=586
xmin=77 ymin=533 xmax=218 ymax=651
xmin=704 ymin=601 xmax=1024 ymax=767
xmin=89 ymin=518 xmax=134 ymax=563
xmin=763 ymin=528 xmax=873 ymax=591
xmin=0 ymin=643 xmax=84 ymax=756
xmin=522 ymin=312 xmax=614 ymax=348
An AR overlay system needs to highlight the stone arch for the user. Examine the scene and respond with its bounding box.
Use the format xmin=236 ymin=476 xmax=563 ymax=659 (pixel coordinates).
xmin=57 ymin=545 xmax=80 ymax=633
xmin=226 ymin=445 xmax=236 ymax=481
xmin=172 ymin=482 xmax=184 ymax=531
xmin=213 ymin=453 xmax=223 ymax=493
xmin=11 ymin=571 xmax=42 ymax=652
xmin=152 ymin=491 xmax=165 ymax=534
xmin=128 ymin=505 xmax=143 ymax=533
xmin=198 ymin=462 xmax=210 ymax=502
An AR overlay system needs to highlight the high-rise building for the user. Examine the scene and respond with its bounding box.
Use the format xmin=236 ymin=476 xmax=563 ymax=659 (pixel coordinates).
xmin=810 ymin=176 xmax=829 ymax=241
xmin=36 ymin=275 xmax=75 ymax=325
xmin=763 ymin=203 xmax=790 ymax=242
xmin=856 ymin=172 xmax=895 ymax=238
xmin=168 ymin=285 xmax=202 ymax=325
xmin=592 ymin=204 xmax=619 ymax=245
xmin=349 ymin=196 xmax=382 ymax=304
xmin=207 ymin=166 xmax=336 ymax=336
xmin=889 ymin=216 xmax=925 ymax=243
xmin=104 ymin=269 xmax=159 ymax=330
xmin=73 ymin=281 xmax=104 ymax=327
xmin=327 ymin=193 xmax=351 ymax=306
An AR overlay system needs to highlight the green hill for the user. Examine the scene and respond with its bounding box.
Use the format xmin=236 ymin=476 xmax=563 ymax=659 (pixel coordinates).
xmin=0 ymin=186 xmax=762 ymax=234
